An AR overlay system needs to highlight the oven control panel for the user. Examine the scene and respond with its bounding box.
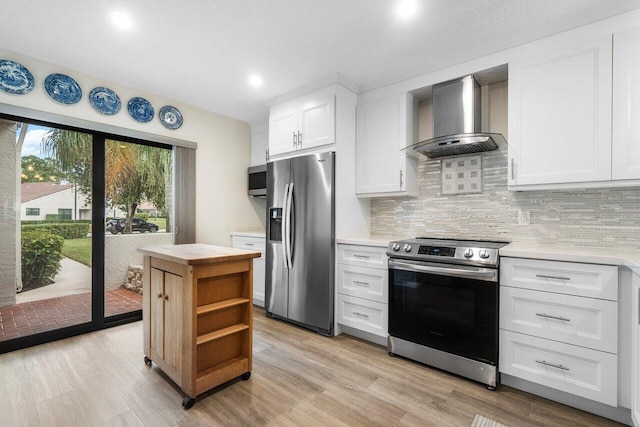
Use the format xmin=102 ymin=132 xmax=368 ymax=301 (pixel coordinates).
xmin=386 ymin=238 xmax=507 ymax=267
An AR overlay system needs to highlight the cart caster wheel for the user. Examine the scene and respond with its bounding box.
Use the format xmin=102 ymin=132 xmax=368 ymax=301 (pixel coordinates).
xmin=388 ymin=352 xmax=396 ymax=357
xmin=182 ymin=397 xmax=195 ymax=409
xmin=144 ymin=356 xmax=152 ymax=366
xmin=241 ymin=371 xmax=251 ymax=381
xmin=486 ymin=385 xmax=497 ymax=391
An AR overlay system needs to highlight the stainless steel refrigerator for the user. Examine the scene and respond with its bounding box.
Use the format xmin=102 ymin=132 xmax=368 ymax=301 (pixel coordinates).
xmin=265 ymin=151 xmax=335 ymax=336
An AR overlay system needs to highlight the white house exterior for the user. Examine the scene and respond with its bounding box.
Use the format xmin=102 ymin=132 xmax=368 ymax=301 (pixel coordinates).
xmin=21 ymin=182 xmax=91 ymax=221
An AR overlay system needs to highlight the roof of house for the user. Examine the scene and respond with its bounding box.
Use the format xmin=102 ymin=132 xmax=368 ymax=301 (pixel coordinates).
xmin=21 ymin=182 xmax=73 ymax=203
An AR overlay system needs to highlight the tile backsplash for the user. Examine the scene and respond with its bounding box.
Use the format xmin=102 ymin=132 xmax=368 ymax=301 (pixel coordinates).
xmin=370 ymin=147 xmax=640 ymax=250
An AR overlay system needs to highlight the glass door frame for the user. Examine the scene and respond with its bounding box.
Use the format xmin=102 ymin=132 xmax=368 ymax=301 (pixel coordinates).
xmin=0 ymin=113 xmax=173 ymax=354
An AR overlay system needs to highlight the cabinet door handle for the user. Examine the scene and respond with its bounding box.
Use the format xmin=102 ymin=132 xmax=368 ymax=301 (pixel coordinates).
xmin=536 ymin=313 xmax=571 ymax=322
xmin=536 ymin=274 xmax=571 ymax=281
xmin=266 ymin=149 xmax=269 ymax=162
xmin=164 ymin=295 xmax=169 ymax=301
xmin=353 ymin=312 xmax=369 ymax=319
xmin=535 ymin=360 xmax=570 ymax=371
xmin=353 ymin=280 xmax=370 ymax=287
xmin=400 ymin=170 xmax=403 ymax=187
xmin=353 ymin=255 xmax=370 ymax=259
xmin=293 ymin=131 xmax=297 ymax=146
xmin=157 ymin=293 xmax=163 ymax=299
xmin=510 ymin=158 xmax=515 ymax=180
xmin=297 ymin=131 xmax=302 ymax=146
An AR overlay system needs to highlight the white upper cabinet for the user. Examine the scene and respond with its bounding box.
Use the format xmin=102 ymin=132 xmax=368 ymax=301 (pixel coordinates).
xmin=268 ymin=89 xmax=335 ymax=158
xmin=508 ymin=35 xmax=613 ymax=188
xmin=612 ymin=26 xmax=640 ymax=180
xmin=355 ymin=93 xmax=418 ymax=197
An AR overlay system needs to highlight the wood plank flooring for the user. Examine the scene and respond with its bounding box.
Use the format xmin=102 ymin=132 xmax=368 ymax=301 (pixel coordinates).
xmin=0 ymin=307 xmax=624 ymax=426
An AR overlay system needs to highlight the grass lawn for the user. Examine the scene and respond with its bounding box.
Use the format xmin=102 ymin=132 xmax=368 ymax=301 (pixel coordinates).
xmin=62 ymin=237 xmax=92 ymax=267
xmin=149 ymin=217 xmax=166 ymax=230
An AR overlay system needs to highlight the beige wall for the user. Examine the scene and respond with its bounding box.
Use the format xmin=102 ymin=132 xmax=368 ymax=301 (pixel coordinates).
xmin=0 ymin=48 xmax=262 ymax=245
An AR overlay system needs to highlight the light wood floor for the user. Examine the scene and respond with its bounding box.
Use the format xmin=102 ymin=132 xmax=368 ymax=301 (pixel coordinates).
xmin=0 ymin=307 xmax=624 ymax=427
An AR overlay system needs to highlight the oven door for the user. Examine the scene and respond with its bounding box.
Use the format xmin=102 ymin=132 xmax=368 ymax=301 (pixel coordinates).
xmin=388 ymin=258 xmax=499 ymax=365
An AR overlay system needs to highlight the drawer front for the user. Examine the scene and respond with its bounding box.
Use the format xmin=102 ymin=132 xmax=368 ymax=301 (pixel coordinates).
xmin=500 ymin=257 xmax=618 ymax=300
xmin=337 ymin=264 xmax=388 ymax=303
xmin=500 ymin=287 xmax=618 ymax=353
xmin=231 ymin=236 xmax=265 ymax=256
xmin=499 ymin=330 xmax=617 ymax=406
xmin=337 ymin=294 xmax=388 ymax=337
xmin=337 ymin=244 xmax=387 ymax=268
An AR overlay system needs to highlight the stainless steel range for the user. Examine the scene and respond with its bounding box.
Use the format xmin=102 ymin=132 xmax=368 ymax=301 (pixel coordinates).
xmin=387 ymin=237 xmax=509 ymax=389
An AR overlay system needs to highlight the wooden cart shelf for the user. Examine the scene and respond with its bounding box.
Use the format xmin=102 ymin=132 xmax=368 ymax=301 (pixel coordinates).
xmin=197 ymin=298 xmax=250 ymax=316
xmin=196 ymin=323 xmax=249 ymax=346
xmin=139 ymin=243 xmax=261 ymax=408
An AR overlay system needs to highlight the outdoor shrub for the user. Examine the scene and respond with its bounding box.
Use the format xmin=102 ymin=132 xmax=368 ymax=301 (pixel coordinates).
xmin=22 ymin=222 xmax=90 ymax=239
xmin=21 ymin=231 xmax=64 ymax=290
xmin=134 ymin=212 xmax=150 ymax=221
xmin=45 ymin=214 xmax=59 ymax=221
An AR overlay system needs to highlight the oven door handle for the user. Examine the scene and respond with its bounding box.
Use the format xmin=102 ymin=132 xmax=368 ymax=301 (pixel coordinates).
xmin=388 ymin=259 xmax=498 ymax=282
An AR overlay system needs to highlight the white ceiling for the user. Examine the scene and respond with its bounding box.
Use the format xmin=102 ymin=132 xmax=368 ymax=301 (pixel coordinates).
xmin=1 ymin=0 xmax=639 ymax=125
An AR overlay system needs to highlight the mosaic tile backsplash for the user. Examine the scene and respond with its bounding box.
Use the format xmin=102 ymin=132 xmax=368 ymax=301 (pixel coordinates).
xmin=370 ymin=147 xmax=640 ymax=250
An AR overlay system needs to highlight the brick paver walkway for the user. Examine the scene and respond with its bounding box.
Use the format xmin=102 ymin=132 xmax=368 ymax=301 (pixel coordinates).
xmin=0 ymin=288 xmax=142 ymax=341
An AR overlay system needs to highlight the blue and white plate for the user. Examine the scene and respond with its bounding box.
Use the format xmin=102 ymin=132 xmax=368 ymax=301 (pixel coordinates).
xmin=0 ymin=59 xmax=35 ymax=95
xmin=127 ymin=97 xmax=154 ymax=123
xmin=44 ymin=73 xmax=82 ymax=104
xmin=158 ymin=105 xmax=183 ymax=130
xmin=89 ymin=86 xmax=121 ymax=115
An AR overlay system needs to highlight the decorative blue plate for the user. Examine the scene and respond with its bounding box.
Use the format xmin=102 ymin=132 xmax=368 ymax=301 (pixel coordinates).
xmin=159 ymin=105 xmax=183 ymax=130
xmin=0 ymin=59 xmax=35 ymax=95
xmin=127 ymin=97 xmax=154 ymax=123
xmin=44 ymin=73 xmax=82 ymax=104
xmin=89 ymin=86 xmax=121 ymax=115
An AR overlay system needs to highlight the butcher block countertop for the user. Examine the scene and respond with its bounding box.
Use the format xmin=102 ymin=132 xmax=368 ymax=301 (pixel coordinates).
xmin=137 ymin=243 xmax=261 ymax=265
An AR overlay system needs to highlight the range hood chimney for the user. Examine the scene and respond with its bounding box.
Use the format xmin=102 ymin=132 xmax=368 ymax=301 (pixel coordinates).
xmin=406 ymin=75 xmax=506 ymax=158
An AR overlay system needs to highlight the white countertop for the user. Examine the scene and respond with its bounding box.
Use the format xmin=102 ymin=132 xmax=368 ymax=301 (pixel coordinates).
xmin=500 ymin=242 xmax=640 ymax=274
xmin=230 ymin=231 xmax=266 ymax=239
xmin=336 ymin=238 xmax=390 ymax=247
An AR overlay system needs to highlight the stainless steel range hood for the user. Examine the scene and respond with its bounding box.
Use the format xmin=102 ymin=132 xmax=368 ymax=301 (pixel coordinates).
xmin=405 ymin=75 xmax=506 ymax=158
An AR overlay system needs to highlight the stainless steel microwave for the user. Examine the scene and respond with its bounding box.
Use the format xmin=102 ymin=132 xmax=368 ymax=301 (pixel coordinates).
xmin=248 ymin=164 xmax=267 ymax=197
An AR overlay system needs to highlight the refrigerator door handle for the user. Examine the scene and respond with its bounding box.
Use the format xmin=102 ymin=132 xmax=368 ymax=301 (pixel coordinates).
xmin=282 ymin=183 xmax=290 ymax=270
xmin=285 ymin=182 xmax=294 ymax=269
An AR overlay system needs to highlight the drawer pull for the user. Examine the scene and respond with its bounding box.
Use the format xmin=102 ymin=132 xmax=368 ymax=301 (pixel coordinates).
xmin=536 ymin=313 xmax=571 ymax=322
xmin=535 ymin=360 xmax=570 ymax=371
xmin=353 ymin=311 xmax=370 ymax=319
xmin=536 ymin=274 xmax=571 ymax=281
xmin=244 ymin=243 xmax=255 ymax=246
xmin=353 ymin=280 xmax=370 ymax=287
xmin=157 ymin=293 xmax=163 ymax=299
xmin=353 ymin=255 xmax=370 ymax=259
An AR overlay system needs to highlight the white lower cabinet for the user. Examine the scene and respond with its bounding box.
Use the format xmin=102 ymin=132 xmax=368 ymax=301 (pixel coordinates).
xmin=500 ymin=330 xmax=618 ymax=406
xmin=231 ymin=234 xmax=266 ymax=307
xmin=500 ymin=257 xmax=619 ymax=407
xmin=336 ymin=243 xmax=388 ymax=343
xmin=633 ymin=272 xmax=640 ymax=426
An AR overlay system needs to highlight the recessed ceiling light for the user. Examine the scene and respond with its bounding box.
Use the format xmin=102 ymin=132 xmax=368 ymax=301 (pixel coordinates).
xmin=109 ymin=10 xmax=134 ymax=31
xmin=396 ymin=0 xmax=418 ymax=20
xmin=248 ymin=74 xmax=263 ymax=87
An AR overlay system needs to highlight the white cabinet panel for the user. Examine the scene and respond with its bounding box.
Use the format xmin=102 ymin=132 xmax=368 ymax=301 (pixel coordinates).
xmin=298 ymin=95 xmax=335 ymax=150
xmin=500 ymin=330 xmax=618 ymax=406
xmin=337 ymin=264 xmax=388 ymax=303
xmin=632 ymin=272 xmax=640 ymax=426
xmin=613 ymin=26 xmax=640 ymax=180
xmin=337 ymin=294 xmax=388 ymax=338
xmin=231 ymin=234 xmax=266 ymax=307
xmin=508 ymin=35 xmax=612 ymax=188
xmin=356 ymin=93 xmax=417 ymax=197
xmin=337 ymin=244 xmax=388 ymax=269
xmin=269 ymin=102 xmax=299 ymax=157
xmin=500 ymin=286 xmax=618 ymax=353
xmin=500 ymin=257 xmax=618 ymax=301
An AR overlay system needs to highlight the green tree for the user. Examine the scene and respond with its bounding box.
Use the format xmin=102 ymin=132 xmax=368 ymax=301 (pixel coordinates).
xmin=21 ymin=155 xmax=65 ymax=183
xmin=42 ymin=130 xmax=172 ymax=233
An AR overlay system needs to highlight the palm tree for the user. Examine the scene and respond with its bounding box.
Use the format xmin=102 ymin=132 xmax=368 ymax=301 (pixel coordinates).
xmin=43 ymin=130 xmax=172 ymax=233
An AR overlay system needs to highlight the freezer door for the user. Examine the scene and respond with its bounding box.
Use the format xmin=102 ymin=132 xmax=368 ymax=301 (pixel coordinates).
xmin=265 ymin=159 xmax=290 ymax=318
xmin=288 ymin=152 xmax=335 ymax=331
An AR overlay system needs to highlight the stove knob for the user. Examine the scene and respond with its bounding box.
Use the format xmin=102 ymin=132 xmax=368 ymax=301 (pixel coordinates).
xmin=392 ymin=243 xmax=401 ymax=251
xmin=463 ymin=248 xmax=474 ymax=258
xmin=479 ymin=249 xmax=490 ymax=259
xmin=403 ymin=244 xmax=412 ymax=252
